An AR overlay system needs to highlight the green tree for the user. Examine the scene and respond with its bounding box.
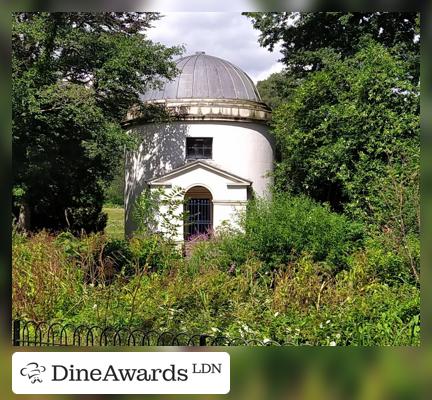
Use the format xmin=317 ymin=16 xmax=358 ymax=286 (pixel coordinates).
xmin=12 ymin=12 xmax=182 ymax=233
xmin=257 ymin=72 xmax=297 ymax=110
xmin=272 ymin=40 xmax=419 ymax=224
xmin=244 ymin=12 xmax=419 ymax=83
xmin=246 ymin=12 xmax=420 ymax=284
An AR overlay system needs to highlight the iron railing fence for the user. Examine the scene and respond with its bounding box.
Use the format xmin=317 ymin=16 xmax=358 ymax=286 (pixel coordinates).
xmin=12 ymin=319 xmax=283 ymax=347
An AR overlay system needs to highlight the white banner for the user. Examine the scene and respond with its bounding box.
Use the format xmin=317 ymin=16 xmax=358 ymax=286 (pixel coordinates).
xmin=12 ymin=351 xmax=230 ymax=394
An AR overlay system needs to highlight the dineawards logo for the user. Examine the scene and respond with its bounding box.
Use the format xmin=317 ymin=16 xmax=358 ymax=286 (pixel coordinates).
xmin=12 ymin=352 xmax=230 ymax=394
xmin=51 ymin=362 xmax=189 ymax=382
xmin=20 ymin=362 xmax=47 ymax=383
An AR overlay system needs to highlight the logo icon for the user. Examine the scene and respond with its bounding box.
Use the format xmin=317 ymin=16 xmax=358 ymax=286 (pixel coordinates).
xmin=20 ymin=362 xmax=46 ymax=383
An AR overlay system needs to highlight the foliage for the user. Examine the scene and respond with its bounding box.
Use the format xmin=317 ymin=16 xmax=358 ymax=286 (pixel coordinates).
xmin=256 ymin=72 xmax=298 ymax=109
xmin=365 ymin=156 xmax=420 ymax=282
xmin=244 ymin=194 xmax=363 ymax=272
xmin=347 ymin=238 xmax=412 ymax=286
xmin=272 ymin=41 xmax=419 ymax=220
xmin=133 ymin=186 xmax=186 ymax=241
xmin=12 ymin=12 xmax=182 ymax=233
xmin=244 ymin=12 xmax=419 ymax=83
xmin=157 ymin=186 xmax=187 ymax=241
xmin=12 ymin=230 xmax=419 ymax=345
xmin=185 ymin=229 xmax=251 ymax=276
xmin=54 ymin=229 xmax=180 ymax=279
xmin=246 ymin=12 xmax=420 ymax=286
xmin=185 ymin=194 xmax=364 ymax=275
xmin=13 ymin=230 xmax=84 ymax=320
xmin=101 ymin=238 xmax=134 ymax=276
xmin=129 ymin=235 xmax=182 ymax=272
xmin=132 ymin=188 xmax=160 ymax=235
xmin=100 ymin=235 xmax=180 ymax=277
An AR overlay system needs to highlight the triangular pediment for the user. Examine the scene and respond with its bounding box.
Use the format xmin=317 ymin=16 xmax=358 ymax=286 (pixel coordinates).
xmin=147 ymin=161 xmax=251 ymax=186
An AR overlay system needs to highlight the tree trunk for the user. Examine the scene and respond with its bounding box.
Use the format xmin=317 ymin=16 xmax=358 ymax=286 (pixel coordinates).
xmin=17 ymin=200 xmax=31 ymax=232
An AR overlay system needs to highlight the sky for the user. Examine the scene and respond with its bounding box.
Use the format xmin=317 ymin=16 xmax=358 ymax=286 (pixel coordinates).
xmin=145 ymin=12 xmax=284 ymax=83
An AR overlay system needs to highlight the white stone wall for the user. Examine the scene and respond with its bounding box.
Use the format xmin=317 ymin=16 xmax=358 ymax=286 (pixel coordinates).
xmin=153 ymin=196 xmax=246 ymax=243
xmin=148 ymin=165 xmax=248 ymax=241
xmin=125 ymin=120 xmax=274 ymax=237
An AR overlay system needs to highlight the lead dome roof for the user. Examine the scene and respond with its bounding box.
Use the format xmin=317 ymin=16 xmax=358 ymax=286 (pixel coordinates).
xmin=141 ymin=52 xmax=262 ymax=103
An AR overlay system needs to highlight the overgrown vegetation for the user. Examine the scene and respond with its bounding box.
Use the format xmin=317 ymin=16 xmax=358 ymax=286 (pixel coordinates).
xmin=244 ymin=195 xmax=364 ymax=272
xmin=13 ymin=193 xmax=420 ymax=345
xmin=132 ymin=186 xmax=186 ymax=240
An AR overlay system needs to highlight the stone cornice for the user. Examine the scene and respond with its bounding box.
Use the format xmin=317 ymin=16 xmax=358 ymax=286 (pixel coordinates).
xmin=123 ymin=98 xmax=271 ymax=126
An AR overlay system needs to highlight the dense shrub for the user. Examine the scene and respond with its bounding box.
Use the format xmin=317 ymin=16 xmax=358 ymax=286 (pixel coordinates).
xmin=349 ymin=238 xmax=412 ymax=285
xmin=67 ymin=206 xmax=108 ymax=234
xmin=323 ymin=282 xmax=420 ymax=346
xmin=104 ymin=161 xmax=125 ymax=207
xmin=185 ymin=230 xmax=251 ymax=275
xmin=244 ymin=194 xmax=364 ymax=272
xmin=55 ymin=231 xmax=87 ymax=258
xmin=102 ymin=238 xmax=134 ymax=276
xmin=128 ymin=234 xmax=182 ymax=272
xmin=58 ymin=232 xmax=182 ymax=278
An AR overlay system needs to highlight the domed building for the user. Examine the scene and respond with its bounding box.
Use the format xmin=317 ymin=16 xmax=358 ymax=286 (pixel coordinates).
xmin=124 ymin=52 xmax=274 ymax=240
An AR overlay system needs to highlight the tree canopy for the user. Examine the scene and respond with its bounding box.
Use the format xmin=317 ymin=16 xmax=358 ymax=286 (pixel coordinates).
xmin=245 ymin=12 xmax=420 ymax=218
xmin=272 ymin=40 xmax=419 ymax=218
xmin=244 ymin=12 xmax=419 ymax=83
xmin=12 ymin=12 xmax=182 ymax=233
xmin=256 ymin=71 xmax=298 ymax=110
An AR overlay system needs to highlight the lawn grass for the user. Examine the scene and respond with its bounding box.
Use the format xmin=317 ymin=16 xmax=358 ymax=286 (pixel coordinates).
xmin=103 ymin=207 xmax=124 ymax=239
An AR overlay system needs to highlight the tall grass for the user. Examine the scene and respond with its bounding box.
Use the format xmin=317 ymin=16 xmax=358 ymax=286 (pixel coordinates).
xmin=12 ymin=228 xmax=420 ymax=345
xmin=12 ymin=230 xmax=84 ymax=320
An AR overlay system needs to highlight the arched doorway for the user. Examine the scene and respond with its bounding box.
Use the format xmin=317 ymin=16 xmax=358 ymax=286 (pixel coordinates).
xmin=184 ymin=186 xmax=213 ymax=239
